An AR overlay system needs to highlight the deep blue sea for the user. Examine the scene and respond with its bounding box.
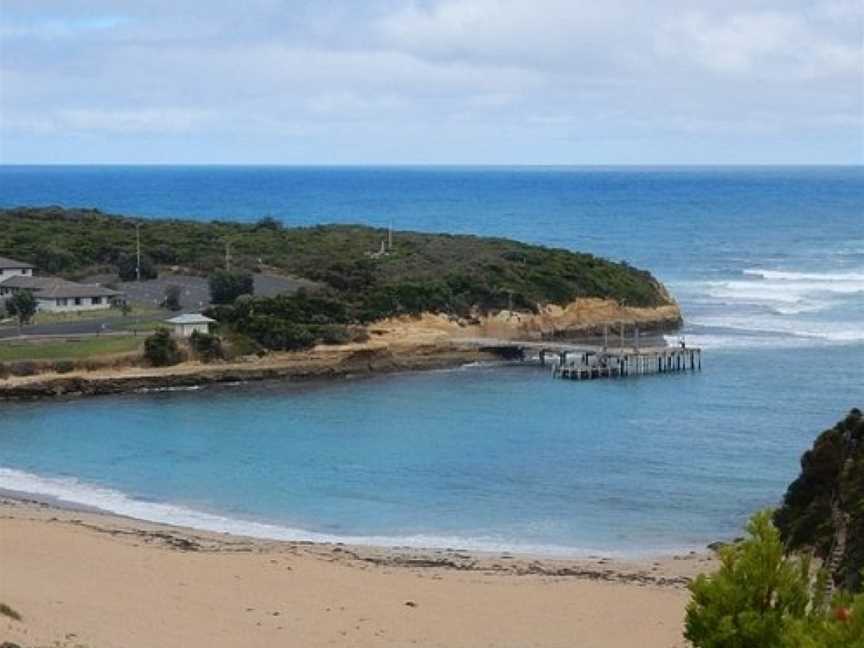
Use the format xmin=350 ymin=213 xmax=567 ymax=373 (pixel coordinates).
xmin=1 ymin=166 xmax=862 ymax=555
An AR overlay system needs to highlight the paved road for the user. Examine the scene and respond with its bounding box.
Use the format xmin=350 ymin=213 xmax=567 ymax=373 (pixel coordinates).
xmin=0 ymin=315 xmax=157 ymax=340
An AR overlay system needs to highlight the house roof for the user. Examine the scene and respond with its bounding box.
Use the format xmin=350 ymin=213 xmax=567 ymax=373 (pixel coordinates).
xmin=0 ymin=255 xmax=35 ymax=269
xmin=1 ymin=275 xmax=123 ymax=299
xmin=165 ymin=313 xmax=216 ymax=325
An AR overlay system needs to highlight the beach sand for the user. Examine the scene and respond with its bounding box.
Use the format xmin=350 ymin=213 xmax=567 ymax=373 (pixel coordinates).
xmin=0 ymin=497 xmax=715 ymax=648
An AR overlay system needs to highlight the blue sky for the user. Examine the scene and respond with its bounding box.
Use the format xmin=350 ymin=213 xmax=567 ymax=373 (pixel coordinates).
xmin=1 ymin=0 xmax=861 ymax=164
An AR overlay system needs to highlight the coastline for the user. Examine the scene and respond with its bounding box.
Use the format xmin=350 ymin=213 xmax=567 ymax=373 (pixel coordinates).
xmin=0 ymin=298 xmax=682 ymax=401
xmin=0 ymin=494 xmax=715 ymax=647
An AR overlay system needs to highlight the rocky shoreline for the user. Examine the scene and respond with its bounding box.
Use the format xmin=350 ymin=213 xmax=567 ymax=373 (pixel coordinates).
xmin=0 ymin=344 xmax=498 ymax=401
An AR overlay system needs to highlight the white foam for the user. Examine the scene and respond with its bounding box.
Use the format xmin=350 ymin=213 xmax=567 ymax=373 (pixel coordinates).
xmin=742 ymin=268 xmax=864 ymax=282
xmin=687 ymin=316 xmax=864 ymax=345
xmin=0 ymin=467 xmax=652 ymax=558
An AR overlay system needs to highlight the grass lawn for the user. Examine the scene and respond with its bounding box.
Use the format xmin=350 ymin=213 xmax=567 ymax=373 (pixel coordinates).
xmin=114 ymin=318 xmax=165 ymax=332
xmin=30 ymin=304 xmax=163 ymax=325
xmin=0 ymin=336 xmax=142 ymax=362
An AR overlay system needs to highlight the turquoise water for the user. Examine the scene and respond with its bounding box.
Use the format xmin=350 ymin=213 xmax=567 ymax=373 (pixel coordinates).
xmin=0 ymin=166 xmax=862 ymax=555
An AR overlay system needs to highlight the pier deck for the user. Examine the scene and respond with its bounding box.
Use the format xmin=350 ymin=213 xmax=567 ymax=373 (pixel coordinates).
xmin=457 ymin=337 xmax=702 ymax=380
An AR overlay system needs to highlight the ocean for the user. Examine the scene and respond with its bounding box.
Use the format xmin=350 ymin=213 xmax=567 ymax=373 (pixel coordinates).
xmin=0 ymin=165 xmax=862 ymax=555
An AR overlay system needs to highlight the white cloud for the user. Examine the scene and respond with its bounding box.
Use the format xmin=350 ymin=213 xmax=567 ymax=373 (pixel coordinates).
xmin=0 ymin=0 xmax=861 ymax=162
xmin=657 ymin=9 xmax=862 ymax=80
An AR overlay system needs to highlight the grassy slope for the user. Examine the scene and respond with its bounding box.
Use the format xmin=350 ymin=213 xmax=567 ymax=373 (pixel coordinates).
xmin=0 ymin=207 xmax=672 ymax=311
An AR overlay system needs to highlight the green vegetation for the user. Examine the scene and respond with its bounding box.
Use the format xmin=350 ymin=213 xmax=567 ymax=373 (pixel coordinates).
xmin=143 ymin=329 xmax=182 ymax=366
xmin=0 ymin=336 xmax=141 ymax=362
xmin=686 ymin=511 xmax=863 ymax=647
xmin=686 ymin=410 xmax=864 ymax=647
xmin=774 ymin=408 xmax=864 ymax=593
xmin=117 ymin=252 xmax=157 ymax=281
xmin=1 ymin=206 xmax=674 ymax=354
xmin=189 ymin=330 xmax=223 ymax=362
xmin=164 ymin=285 xmax=182 ymax=311
xmin=4 ymin=291 xmax=37 ymax=329
xmin=0 ymin=207 xmax=670 ymax=310
xmin=209 ymin=270 xmax=254 ymax=304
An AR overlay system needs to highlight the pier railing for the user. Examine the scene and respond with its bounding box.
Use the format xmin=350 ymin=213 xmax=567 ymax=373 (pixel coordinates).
xmin=549 ymin=347 xmax=701 ymax=380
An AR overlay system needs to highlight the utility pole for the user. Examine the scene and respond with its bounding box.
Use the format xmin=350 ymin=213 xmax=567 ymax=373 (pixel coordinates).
xmin=388 ymin=222 xmax=393 ymax=251
xmin=135 ymin=222 xmax=142 ymax=282
xmin=225 ymin=240 xmax=232 ymax=272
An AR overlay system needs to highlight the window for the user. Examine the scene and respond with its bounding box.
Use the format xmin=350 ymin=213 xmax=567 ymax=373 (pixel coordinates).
xmin=92 ymin=297 xmax=102 ymax=305
xmin=74 ymin=298 xmax=82 ymax=306
xmin=57 ymin=298 xmax=68 ymax=306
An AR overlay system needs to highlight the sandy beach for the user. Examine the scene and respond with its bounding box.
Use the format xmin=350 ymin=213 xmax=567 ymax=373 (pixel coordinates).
xmin=0 ymin=496 xmax=715 ymax=648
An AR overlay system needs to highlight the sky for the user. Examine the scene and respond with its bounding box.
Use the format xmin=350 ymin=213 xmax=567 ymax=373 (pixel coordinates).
xmin=0 ymin=0 xmax=862 ymax=165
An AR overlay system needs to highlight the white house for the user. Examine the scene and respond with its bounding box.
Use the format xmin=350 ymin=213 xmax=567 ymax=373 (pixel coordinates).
xmin=0 ymin=275 xmax=124 ymax=312
xmin=165 ymin=313 xmax=215 ymax=337
xmin=0 ymin=256 xmax=35 ymax=283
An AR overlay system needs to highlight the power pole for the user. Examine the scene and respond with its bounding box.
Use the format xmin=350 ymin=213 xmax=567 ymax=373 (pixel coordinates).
xmin=388 ymin=222 xmax=393 ymax=251
xmin=135 ymin=222 xmax=142 ymax=282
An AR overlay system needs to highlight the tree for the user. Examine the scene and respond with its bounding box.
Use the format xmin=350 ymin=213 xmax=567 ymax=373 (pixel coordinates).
xmin=209 ymin=270 xmax=254 ymax=305
xmin=117 ymin=253 xmax=157 ymax=281
xmin=685 ymin=510 xmax=864 ymax=647
xmin=163 ymin=285 xmax=182 ymax=311
xmin=685 ymin=511 xmax=817 ymax=647
xmin=143 ymin=329 xmax=182 ymax=367
xmin=5 ymin=290 xmax=38 ymax=332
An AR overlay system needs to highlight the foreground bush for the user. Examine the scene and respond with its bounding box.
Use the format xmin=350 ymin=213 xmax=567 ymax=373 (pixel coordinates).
xmin=144 ymin=329 xmax=182 ymax=367
xmin=686 ymin=510 xmax=862 ymax=647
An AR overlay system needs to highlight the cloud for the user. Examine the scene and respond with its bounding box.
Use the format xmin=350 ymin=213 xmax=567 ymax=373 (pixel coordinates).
xmin=0 ymin=0 xmax=861 ymax=163
xmin=657 ymin=9 xmax=862 ymax=80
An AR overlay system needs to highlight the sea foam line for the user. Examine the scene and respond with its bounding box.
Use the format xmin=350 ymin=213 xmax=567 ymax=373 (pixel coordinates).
xmin=0 ymin=467 xmax=652 ymax=558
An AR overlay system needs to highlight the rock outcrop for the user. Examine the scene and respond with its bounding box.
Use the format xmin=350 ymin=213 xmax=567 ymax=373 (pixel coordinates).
xmin=774 ymin=408 xmax=864 ymax=592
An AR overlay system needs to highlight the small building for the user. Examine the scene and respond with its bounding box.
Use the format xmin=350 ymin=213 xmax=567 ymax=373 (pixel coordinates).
xmin=165 ymin=313 xmax=215 ymax=338
xmin=0 ymin=256 xmax=35 ymax=283
xmin=0 ymin=275 xmax=124 ymax=312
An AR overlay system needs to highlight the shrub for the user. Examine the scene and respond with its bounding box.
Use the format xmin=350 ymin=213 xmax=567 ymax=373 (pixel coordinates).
xmin=52 ymin=360 xmax=76 ymax=374
xmin=163 ymin=285 xmax=182 ymax=312
xmin=189 ymin=331 xmax=223 ymax=362
xmin=117 ymin=253 xmax=158 ymax=281
xmin=209 ymin=270 xmax=254 ymax=305
xmin=683 ymin=510 xmax=864 ymax=647
xmin=7 ymin=361 xmax=38 ymax=377
xmin=5 ymin=291 xmax=37 ymax=328
xmin=242 ymin=316 xmax=315 ymax=351
xmin=316 ymin=324 xmax=352 ymax=345
xmin=143 ymin=329 xmax=182 ymax=367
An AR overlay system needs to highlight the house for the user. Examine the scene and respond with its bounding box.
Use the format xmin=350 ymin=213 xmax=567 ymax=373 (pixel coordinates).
xmin=0 ymin=275 xmax=124 ymax=312
xmin=0 ymin=256 xmax=35 ymax=282
xmin=165 ymin=313 xmax=215 ymax=337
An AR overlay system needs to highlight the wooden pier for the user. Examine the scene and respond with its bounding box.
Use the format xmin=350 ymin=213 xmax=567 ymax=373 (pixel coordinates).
xmin=458 ymin=336 xmax=702 ymax=381
xmin=549 ymin=346 xmax=701 ymax=380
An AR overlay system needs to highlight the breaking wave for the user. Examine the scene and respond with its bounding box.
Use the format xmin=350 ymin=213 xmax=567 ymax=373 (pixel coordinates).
xmin=0 ymin=467 xmax=653 ymax=558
